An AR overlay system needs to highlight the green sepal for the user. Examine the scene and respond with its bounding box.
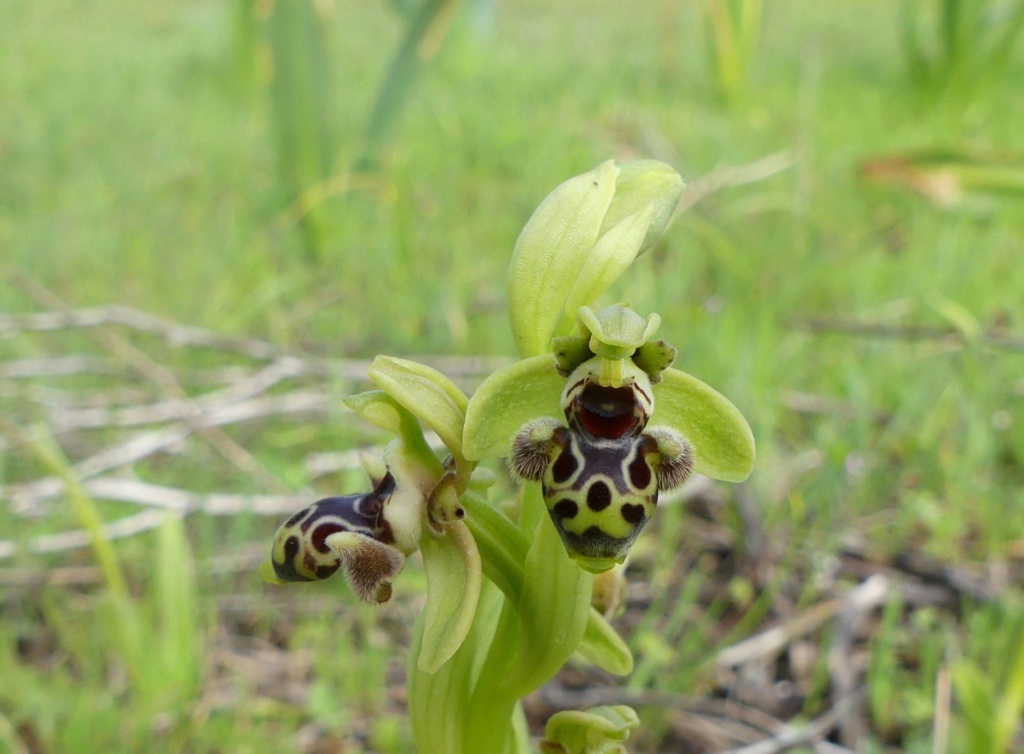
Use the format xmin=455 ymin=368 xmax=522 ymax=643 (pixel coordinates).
xmin=576 ymin=608 xmax=634 ymax=676
xmin=650 ymin=367 xmax=755 ymax=482
xmin=508 ymin=160 xmax=620 ymax=358
xmin=463 ymin=354 xmax=565 ymax=461
xmin=562 ymin=206 xmax=654 ymax=323
xmin=417 ymin=521 xmax=482 ymax=674
xmin=600 ymin=159 xmax=685 ymax=257
xmin=368 ymin=356 xmax=469 ymax=461
xmin=540 ymin=706 xmax=640 ymax=754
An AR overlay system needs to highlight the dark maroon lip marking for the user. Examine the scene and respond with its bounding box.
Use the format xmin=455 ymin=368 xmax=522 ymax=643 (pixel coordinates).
xmin=553 ymin=499 xmax=579 ymax=520
xmin=586 ymin=481 xmax=612 ymax=512
xmin=551 ymin=448 xmax=579 ymax=483
xmin=620 ymin=503 xmax=646 ymax=525
xmin=573 ymin=383 xmax=642 ymax=439
xmin=628 ymin=454 xmax=652 ymax=490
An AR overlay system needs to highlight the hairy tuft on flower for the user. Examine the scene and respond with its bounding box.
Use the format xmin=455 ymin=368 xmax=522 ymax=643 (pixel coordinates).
xmin=328 ymin=531 xmax=406 ymax=603
xmin=509 ymin=417 xmax=561 ymax=482
xmin=644 ymin=426 xmax=695 ymax=491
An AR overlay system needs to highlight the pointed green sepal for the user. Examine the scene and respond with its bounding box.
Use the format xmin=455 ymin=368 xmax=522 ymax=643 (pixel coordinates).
xmin=600 ymin=159 xmax=685 ymax=257
xmin=508 ymin=160 xmax=620 ymax=357
xmin=650 ymin=368 xmax=755 ymax=482
xmin=417 ymin=521 xmax=482 ymax=674
xmin=463 ymin=354 xmax=565 ymax=461
xmin=540 ymin=705 xmax=640 ymax=754
xmin=576 ymin=609 xmax=634 ymax=676
xmin=368 ymin=356 xmax=469 ymax=460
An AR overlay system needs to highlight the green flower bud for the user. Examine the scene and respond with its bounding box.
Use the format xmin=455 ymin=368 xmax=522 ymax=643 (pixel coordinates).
xmin=540 ymin=705 xmax=639 ymax=754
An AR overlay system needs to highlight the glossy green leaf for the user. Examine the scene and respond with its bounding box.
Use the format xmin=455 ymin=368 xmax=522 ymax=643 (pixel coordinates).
xmin=463 ymin=354 xmax=565 ymax=461
xmin=463 ymin=490 xmax=634 ymax=673
xmin=368 ymin=356 xmax=469 ymax=458
xmin=650 ymin=367 xmax=755 ymax=482
xmin=541 ymin=705 xmax=639 ymax=754
xmin=418 ymin=521 xmax=482 ymax=674
xmin=508 ymin=161 xmax=619 ymax=357
xmin=576 ymin=608 xmax=634 ymax=676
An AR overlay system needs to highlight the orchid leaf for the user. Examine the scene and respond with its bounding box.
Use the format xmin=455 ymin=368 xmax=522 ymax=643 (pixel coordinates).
xmin=417 ymin=521 xmax=482 ymax=673
xmin=463 ymin=354 xmax=565 ymax=461
xmin=650 ymin=367 xmax=755 ymax=482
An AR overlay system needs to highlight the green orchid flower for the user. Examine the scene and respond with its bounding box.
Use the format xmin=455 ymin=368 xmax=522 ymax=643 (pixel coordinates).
xmin=262 ymin=362 xmax=483 ymax=674
xmin=464 ymin=303 xmax=755 ymax=573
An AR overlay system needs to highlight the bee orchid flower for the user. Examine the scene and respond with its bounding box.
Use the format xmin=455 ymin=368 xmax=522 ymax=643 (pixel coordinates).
xmin=464 ymin=303 xmax=755 ymax=573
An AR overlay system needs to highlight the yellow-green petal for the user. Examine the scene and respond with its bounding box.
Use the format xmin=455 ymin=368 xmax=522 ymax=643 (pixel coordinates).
xmin=650 ymin=367 xmax=755 ymax=482
xmin=463 ymin=354 xmax=565 ymax=461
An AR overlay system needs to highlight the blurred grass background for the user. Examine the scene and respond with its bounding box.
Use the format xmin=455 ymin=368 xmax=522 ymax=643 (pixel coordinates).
xmin=2 ymin=0 xmax=1024 ymax=752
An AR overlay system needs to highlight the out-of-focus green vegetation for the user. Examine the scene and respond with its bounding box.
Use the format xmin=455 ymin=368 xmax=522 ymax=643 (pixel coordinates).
xmin=1 ymin=0 xmax=1024 ymax=752
xmin=901 ymin=0 xmax=1024 ymax=101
